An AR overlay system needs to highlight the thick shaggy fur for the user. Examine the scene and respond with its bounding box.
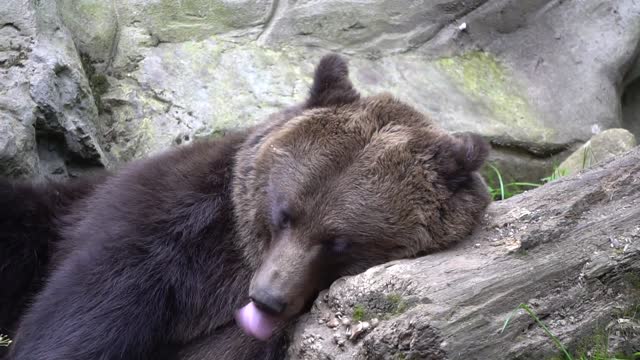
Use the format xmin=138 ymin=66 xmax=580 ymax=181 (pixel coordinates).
xmin=0 ymin=54 xmax=491 ymax=360
xmin=0 ymin=176 xmax=106 ymax=331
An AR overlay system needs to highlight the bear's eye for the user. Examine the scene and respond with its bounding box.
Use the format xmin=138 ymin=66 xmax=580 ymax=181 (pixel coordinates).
xmin=275 ymin=209 xmax=292 ymax=230
xmin=324 ymin=237 xmax=351 ymax=253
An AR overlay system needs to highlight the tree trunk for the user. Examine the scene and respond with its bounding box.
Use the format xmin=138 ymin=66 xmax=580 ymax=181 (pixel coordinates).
xmin=286 ymin=147 xmax=640 ymax=359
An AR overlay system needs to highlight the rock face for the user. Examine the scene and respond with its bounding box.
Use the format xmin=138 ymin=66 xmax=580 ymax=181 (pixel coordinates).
xmin=89 ymin=0 xmax=640 ymax=180
xmin=1 ymin=0 xmax=635 ymax=183
xmin=0 ymin=0 xmax=106 ymax=179
xmin=286 ymin=146 xmax=640 ymax=360
xmin=0 ymin=0 xmax=38 ymax=178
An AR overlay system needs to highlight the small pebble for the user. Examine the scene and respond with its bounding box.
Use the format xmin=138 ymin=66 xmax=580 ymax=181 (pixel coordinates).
xmin=341 ymin=318 xmax=351 ymax=326
xmin=349 ymin=321 xmax=371 ymax=340
xmin=327 ymin=318 xmax=340 ymax=328
xmin=370 ymin=318 xmax=379 ymax=328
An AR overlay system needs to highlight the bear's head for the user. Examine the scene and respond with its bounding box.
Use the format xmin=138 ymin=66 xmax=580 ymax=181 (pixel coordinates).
xmin=232 ymin=54 xmax=491 ymax=340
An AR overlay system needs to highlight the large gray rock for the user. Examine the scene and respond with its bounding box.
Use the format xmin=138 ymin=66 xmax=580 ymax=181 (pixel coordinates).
xmin=97 ymin=41 xmax=316 ymax=160
xmin=56 ymin=0 xmax=274 ymax=70
xmin=1 ymin=0 xmax=639 ymax=179
xmin=286 ymin=147 xmax=640 ymax=359
xmin=30 ymin=0 xmax=106 ymax=163
xmin=261 ymin=0 xmax=640 ymax=150
xmin=0 ymin=0 xmax=38 ymax=178
xmin=46 ymin=0 xmax=640 ymax=183
xmin=0 ymin=0 xmax=108 ymax=179
xmin=257 ymin=0 xmax=485 ymax=54
xmin=56 ymin=0 xmax=118 ymax=69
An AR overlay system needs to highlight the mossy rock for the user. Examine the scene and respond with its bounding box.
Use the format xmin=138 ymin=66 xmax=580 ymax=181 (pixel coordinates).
xmin=436 ymin=51 xmax=553 ymax=143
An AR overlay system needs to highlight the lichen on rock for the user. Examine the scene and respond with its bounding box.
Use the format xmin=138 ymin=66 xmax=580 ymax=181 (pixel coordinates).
xmin=436 ymin=51 xmax=553 ymax=143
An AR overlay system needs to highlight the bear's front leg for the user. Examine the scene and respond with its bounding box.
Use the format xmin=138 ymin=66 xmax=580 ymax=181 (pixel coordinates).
xmin=9 ymin=245 xmax=176 ymax=360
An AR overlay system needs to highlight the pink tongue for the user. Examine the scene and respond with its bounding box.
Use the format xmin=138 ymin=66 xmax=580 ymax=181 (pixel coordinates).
xmin=235 ymin=302 xmax=277 ymax=341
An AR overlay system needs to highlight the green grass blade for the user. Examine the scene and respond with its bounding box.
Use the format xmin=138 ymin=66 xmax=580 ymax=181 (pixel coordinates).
xmin=502 ymin=304 xmax=573 ymax=360
xmin=488 ymin=164 xmax=506 ymax=201
xmin=519 ymin=304 xmax=573 ymax=360
xmin=501 ymin=304 xmax=523 ymax=333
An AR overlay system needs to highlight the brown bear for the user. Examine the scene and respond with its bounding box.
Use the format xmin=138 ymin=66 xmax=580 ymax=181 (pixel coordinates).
xmin=0 ymin=54 xmax=491 ymax=360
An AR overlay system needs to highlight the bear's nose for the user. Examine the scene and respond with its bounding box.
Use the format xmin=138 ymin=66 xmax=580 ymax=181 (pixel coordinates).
xmin=249 ymin=289 xmax=287 ymax=316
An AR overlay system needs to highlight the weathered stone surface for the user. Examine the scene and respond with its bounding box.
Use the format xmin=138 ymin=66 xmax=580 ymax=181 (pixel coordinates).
xmin=57 ymin=0 xmax=118 ymax=68
xmin=455 ymin=0 xmax=640 ymax=152
xmin=31 ymin=0 xmax=107 ymax=163
xmin=257 ymin=0 xmax=487 ymax=54
xmin=100 ymin=43 xmax=559 ymax=163
xmin=114 ymin=0 xmax=273 ymax=43
xmin=97 ymin=46 xmax=566 ymax=166
xmin=57 ymin=0 xmax=273 ymax=65
xmin=0 ymin=0 xmax=38 ymax=178
xmin=47 ymin=0 xmax=640 ymax=181
xmin=99 ymin=41 xmax=316 ymax=161
xmin=287 ymin=146 xmax=640 ymax=359
xmin=0 ymin=1 xmax=107 ymax=180
xmin=559 ymin=128 xmax=636 ymax=176
xmin=0 ymin=0 xmax=108 ymax=179
xmin=261 ymin=0 xmax=640 ymax=148
xmin=0 ymin=117 xmax=37 ymax=178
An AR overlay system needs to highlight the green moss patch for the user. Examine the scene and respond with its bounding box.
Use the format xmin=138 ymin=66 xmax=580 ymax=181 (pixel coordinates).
xmin=351 ymin=292 xmax=415 ymax=322
xmin=352 ymin=304 xmax=367 ymax=322
xmin=437 ymin=51 xmax=552 ymax=141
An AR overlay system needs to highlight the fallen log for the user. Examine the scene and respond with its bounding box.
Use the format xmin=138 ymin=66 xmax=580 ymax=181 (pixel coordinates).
xmin=286 ymin=147 xmax=640 ymax=359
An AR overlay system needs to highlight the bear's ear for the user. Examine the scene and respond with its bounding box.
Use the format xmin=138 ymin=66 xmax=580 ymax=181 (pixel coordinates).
xmin=305 ymin=54 xmax=360 ymax=109
xmin=438 ymin=133 xmax=490 ymax=191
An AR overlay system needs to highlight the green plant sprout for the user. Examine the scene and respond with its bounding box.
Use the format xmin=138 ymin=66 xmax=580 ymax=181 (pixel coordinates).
xmin=487 ymin=164 xmax=542 ymax=201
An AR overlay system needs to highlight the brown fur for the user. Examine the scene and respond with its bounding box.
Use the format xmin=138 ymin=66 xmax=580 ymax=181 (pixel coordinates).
xmin=233 ymin=56 xmax=491 ymax=320
xmin=1 ymin=54 xmax=490 ymax=360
